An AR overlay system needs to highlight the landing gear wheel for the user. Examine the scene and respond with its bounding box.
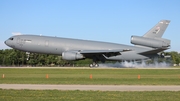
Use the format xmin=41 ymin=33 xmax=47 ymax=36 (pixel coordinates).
xmin=89 ymin=64 xmax=94 ymax=68
xmin=89 ymin=63 xmax=99 ymax=68
xmin=94 ymin=64 xmax=99 ymax=67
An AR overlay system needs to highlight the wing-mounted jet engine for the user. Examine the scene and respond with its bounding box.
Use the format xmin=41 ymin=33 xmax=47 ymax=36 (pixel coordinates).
xmin=62 ymin=51 xmax=85 ymax=60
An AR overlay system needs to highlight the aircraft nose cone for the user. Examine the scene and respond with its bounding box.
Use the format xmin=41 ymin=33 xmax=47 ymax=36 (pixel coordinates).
xmin=4 ymin=41 xmax=7 ymax=45
xmin=4 ymin=40 xmax=10 ymax=47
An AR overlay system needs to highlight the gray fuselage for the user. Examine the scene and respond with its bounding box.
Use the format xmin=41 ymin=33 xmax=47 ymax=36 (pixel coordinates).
xmin=5 ymin=35 xmax=155 ymax=61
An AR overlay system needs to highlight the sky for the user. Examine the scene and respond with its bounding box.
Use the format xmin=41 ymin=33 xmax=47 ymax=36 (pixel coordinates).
xmin=0 ymin=0 xmax=180 ymax=52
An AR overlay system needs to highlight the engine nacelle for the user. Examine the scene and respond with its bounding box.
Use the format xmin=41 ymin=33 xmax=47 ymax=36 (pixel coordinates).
xmin=62 ymin=51 xmax=84 ymax=60
xmin=131 ymin=36 xmax=170 ymax=48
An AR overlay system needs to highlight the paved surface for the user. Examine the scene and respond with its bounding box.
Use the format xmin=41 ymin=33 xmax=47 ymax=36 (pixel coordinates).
xmin=0 ymin=67 xmax=180 ymax=69
xmin=1 ymin=84 xmax=180 ymax=91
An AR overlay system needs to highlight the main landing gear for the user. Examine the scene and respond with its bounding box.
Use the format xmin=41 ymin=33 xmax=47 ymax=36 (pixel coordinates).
xmin=89 ymin=56 xmax=105 ymax=68
xmin=89 ymin=62 xmax=99 ymax=68
xmin=26 ymin=52 xmax=30 ymax=60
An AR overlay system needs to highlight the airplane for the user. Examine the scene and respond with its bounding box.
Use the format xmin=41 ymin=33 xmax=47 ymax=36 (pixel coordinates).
xmin=5 ymin=20 xmax=171 ymax=67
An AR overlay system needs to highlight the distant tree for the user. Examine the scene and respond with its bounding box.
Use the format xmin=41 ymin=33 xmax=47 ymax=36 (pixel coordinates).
xmin=169 ymin=51 xmax=180 ymax=64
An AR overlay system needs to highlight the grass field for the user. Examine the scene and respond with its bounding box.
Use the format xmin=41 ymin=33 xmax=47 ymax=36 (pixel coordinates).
xmin=0 ymin=68 xmax=180 ymax=85
xmin=0 ymin=89 xmax=180 ymax=101
xmin=1 ymin=68 xmax=180 ymax=101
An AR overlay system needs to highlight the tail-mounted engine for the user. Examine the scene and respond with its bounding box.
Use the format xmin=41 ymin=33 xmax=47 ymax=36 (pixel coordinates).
xmin=131 ymin=36 xmax=170 ymax=48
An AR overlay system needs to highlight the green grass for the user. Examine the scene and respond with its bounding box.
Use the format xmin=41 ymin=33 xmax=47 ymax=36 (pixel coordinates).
xmin=0 ymin=89 xmax=180 ymax=101
xmin=0 ymin=68 xmax=180 ymax=85
xmin=0 ymin=68 xmax=180 ymax=101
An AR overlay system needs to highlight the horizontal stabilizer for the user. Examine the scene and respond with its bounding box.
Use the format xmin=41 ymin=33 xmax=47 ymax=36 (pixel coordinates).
xmin=139 ymin=48 xmax=169 ymax=55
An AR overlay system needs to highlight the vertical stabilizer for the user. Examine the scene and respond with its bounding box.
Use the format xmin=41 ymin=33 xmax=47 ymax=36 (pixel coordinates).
xmin=143 ymin=20 xmax=170 ymax=38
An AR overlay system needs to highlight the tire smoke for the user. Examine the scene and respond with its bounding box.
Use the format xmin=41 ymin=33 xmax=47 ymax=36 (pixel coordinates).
xmin=99 ymin=60 xmax=171 ymax=68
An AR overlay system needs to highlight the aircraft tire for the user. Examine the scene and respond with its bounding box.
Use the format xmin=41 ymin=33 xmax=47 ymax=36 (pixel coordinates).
xmin=89 ymin=64 xmax=94 ymax=68
xmin=89 ymin=64 xmax=99 ymax=68
xmin=94 ymin=64 xmax=99 ymax=67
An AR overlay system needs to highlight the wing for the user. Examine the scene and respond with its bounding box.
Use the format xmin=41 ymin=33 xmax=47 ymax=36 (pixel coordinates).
xmin=79 ymin=49 xmax=131 ymax=57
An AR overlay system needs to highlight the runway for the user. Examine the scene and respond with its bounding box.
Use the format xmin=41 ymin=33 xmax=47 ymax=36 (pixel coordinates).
xmin=1 ymin=67 xmax=180 ymax=69
xmin=1 ymin=84 xmax=180 ymax=91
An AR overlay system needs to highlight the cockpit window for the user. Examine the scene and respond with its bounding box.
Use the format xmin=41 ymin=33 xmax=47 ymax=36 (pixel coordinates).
xmin=9 ymin=38 xmax=14 ymax=40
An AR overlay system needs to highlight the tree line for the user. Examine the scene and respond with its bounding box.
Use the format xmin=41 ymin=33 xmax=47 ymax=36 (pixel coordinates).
xmin=0 ymin=49 xmax=179 ymax=67
xmin=0 ymin=49 xmax=92 ymax=67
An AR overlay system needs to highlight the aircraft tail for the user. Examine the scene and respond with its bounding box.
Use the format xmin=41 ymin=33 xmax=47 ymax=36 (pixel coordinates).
xmin=143 ymin=20 xmax=170 ymax=38
xmin=131 ymin=20 xmax=171 ymax=48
